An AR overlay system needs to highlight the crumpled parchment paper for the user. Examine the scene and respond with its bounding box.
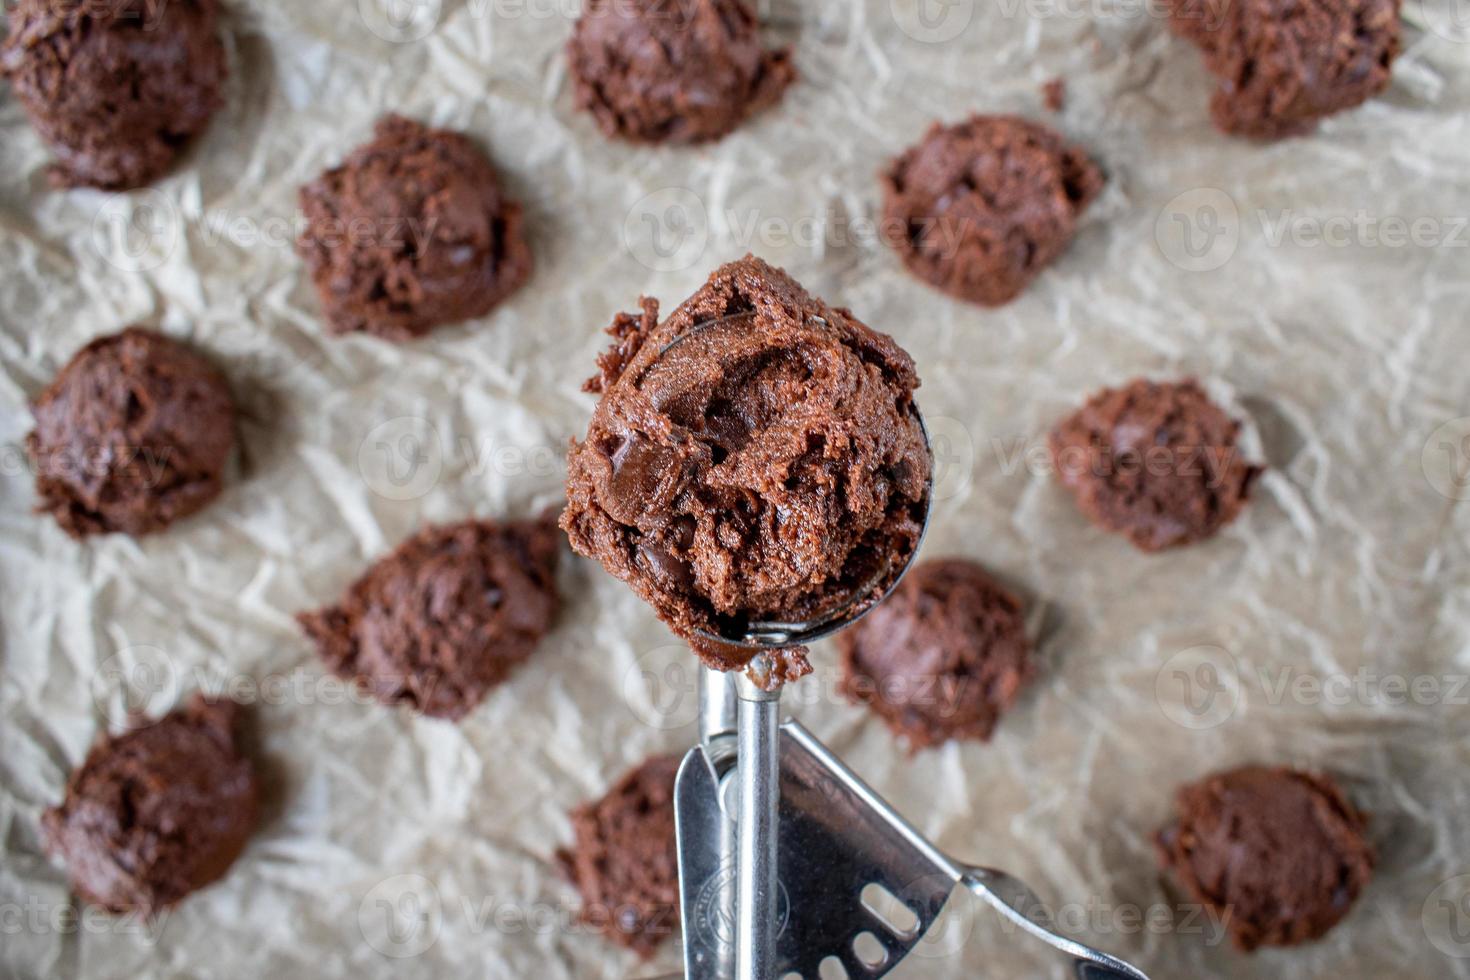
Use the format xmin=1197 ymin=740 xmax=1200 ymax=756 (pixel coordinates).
xmin=2 ymin=1 xmax=1469 ymax=978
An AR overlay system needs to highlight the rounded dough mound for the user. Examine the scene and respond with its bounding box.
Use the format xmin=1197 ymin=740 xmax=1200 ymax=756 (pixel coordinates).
xmin=881 ymin=114 xmax=1103 ymax=307
xmin=42 ymin=697 xmax=259 ymax=914
xmin=567 ymin=0 xmax=795 ymax=143
xmin=297 ymin=517 xmax=561 ymax=720
xmin=1156 ymin=765 xmax=1375 ymax=950
xmin=27 ymin=327 xmax=236 ymax=538
xmin=1048 ymin=378 xmax=1261 ymax=552
xmin=838 ymin=559 xmax=1034 ymax=750
xmin=297 ymin=115 xmax=532 ymax=341
xmin=1 ymin=0 xmax=227 ymax=189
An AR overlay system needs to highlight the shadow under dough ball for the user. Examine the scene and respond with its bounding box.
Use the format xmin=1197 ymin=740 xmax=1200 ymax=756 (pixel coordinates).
xmin=26 ymin=327 xmax=236 ymax=538
xmin=1048 ymin=378 xmax=1262 ymax=552
xmin=560 ymin=256 xmax=932 ymax=674
xmin=881 ymin=115 xmax=1104 ymax=307
xmin=1156 ymin=765 xmax=1375 ymax=951
xmin=296 ymin=115 xmax=532 ymax=341
xmin=297 ymin=517 xmax=561 ymax=721
xmin=1167 ymin=0 xmax=1401 ymax=139
xmin=557 ymin=754 xmax=682 ymax=960
xmin=838 ymin=559 xmax=1034 ymax=751
xmin=43 ymin=696 xmax=259 ymax=915
xmin=0 ymin=0 xmax=226 ymax=190
xmin=566 ymin=0 xmax=796 ymax=143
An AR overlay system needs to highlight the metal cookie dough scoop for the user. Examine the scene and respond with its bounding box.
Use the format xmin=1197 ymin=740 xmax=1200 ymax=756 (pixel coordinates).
xmin=676 ymin=672 xmax=1152 ymax=979
xmin=649 ymin=320 xmax=1148 ymax=979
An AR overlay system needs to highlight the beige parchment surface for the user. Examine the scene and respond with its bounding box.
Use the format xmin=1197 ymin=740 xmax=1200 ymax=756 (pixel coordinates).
xmin=2 ymin=1 xmax=1470 ymax=978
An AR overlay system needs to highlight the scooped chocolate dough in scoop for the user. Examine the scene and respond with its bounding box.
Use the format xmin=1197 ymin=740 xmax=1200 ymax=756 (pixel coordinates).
xmin=562 ymin=256 xmax=932 ymax=672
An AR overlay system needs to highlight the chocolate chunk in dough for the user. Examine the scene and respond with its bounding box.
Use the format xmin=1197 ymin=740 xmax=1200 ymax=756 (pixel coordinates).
xmin=558 ymin=754 xmax=682 ymax=959
xmin=1167 ymin=0 xmax=1401 ymax=139
xmin=297 ymin=517 xmax=561 ymax=721
xmin=1048 ymin=378 xmax=1261 ymax=552
xmin=838 ymin=559 xmax=1033 ymax=750
xmin=0 ymin=0 xmax=226 ymax=190
xmin=26 ymin=327 xmax=236 ymax=538
xmin=880 ymin=115 xmax=1103 ymax=307
xmin=1155 ymin=765 xmax=1375 ymax=951
xmin=567 ymin=0 xmax=795 ymax=144
xmin=296 ymin=115 xmax=532 ymax=341
xmin=42 ymin=696 xmax=258 ymax=915
xmin=561 ymin=256 xmax=932 ymax=674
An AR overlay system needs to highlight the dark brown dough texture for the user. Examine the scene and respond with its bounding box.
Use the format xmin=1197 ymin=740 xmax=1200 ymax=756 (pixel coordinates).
xmin=567 ymin=0 xmax=795 ymax=144
xmin=1155 ymin=765 xmax=1375 ymax=951
xmin=881 ymin=115 xmax=1103 ymax=307
xmin=838 ymin=559 xmax=1034 ymax=750
xmin=297 ymin=517 xmax=561 ymax=721
xmin=1048 ymin=378 xmax=1261 ymax=552
xmin=26 ymin=327 xmax=236 ymax=538
xmin=42 ymin=696 xmax=259 ymax=915
xmin=0 ymin=0 xmax=227 ymax=190
xmin=1168 ymin=0 xmax=1401 ymax=139
xmin=561 ymin=256 xmax=932 ymax=673
xmin=297 ymin=115 xmax=532 ymax=341
xmin=557 ymin=754 xmax=681 ymax=960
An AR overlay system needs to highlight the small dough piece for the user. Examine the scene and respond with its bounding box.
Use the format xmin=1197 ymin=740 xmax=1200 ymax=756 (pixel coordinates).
xmin=1155 ymin=765 xmax=1375 ymax=950
xmin=557 ymin=754 xmax=681 ymax=959
xmin=42 ymin=696 xmax=258 ymax=915
xmin=881 ymin=115 xmax=1103 ymax=307
xmin=561 ymin=256 xmax=932 ymax=672
xmin=838 ymin=559 xmax=1034 ymax=750
xmin=297 ymin=115 xmax=532 ymax=341
xmin=567 ymin=0 xmax=795 ymax=144
xmin=0 ymin=0 xmax=227 ymax=190
xmin=26 ymin=327 xmax=236 ymax=538
xmin=1048 ymin=378 xmax=1261 ymax=552
xmin=297 ymin=517 xmax=561 ymax=721
xmin=1168 ymin=0 xmax=1401 ymax=139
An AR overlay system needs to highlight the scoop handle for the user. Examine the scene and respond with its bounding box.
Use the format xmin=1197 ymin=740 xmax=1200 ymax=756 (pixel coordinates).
xmin=961 ymin=867 xmax=1152 ymax=980
xmin=735 ymin=674 xmax=782 ymax=980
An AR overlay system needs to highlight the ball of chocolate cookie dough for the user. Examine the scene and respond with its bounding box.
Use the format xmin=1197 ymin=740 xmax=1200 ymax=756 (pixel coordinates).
xmin=0 ymin=0 xmax=226 ymax=190
xmin=557 ymin=754 xmax=681 ymax=959
xmin=42 ymin=696 xmax=259 ymax=915
xmin=296 ymin=115 xmax=532 ymax=341
xmin=561 ymin=256 xmax=932 ymax=673
xmin=1167 ymin=0 xmax=1401 ymax=139
xmin=838 ymin=559 xmax=1034 ymax=750
xmin=297 ymin=517 xmax=561 ymax=721
xmin=1155 ymin=765 xmax=1374 ymax=951
xmin=26 ymin=327 xmax=236 ymax=538
xmin=1048 ymin=378 xmax=1261 ymax=552
xmin=880 ymin=115 xmax=1103 ymax=307
xmin=566 ymin=0 xmax=796 ymax=144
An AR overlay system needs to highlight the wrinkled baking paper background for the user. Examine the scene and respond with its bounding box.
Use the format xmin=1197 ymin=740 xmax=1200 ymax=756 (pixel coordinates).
xmin=2 ymin=0 xmax=1469 ymax=977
